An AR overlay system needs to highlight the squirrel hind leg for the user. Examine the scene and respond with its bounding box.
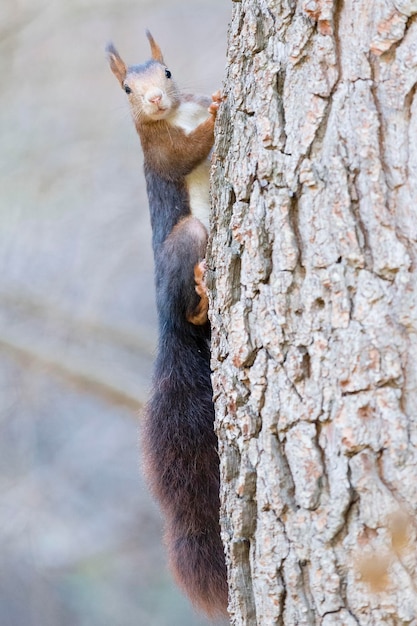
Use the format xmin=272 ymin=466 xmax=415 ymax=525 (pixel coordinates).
xmin=187 ymin=260 xmax=208 ymax=326
xmin=168 ymin=531 xmax=229 ymax=618
xmin=164 ymin=215 xmax=209 ymax=326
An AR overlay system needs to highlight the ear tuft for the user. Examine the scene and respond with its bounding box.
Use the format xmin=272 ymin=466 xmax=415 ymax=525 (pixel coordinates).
xmin=145 ymin=29 xmax=164 ymax=63
xmin=106 ymin=42 xmax=127 ymax=86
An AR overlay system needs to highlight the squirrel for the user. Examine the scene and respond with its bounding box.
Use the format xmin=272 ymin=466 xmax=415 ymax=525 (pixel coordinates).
xmin=106 ymin=32 xmax=228 ymax=618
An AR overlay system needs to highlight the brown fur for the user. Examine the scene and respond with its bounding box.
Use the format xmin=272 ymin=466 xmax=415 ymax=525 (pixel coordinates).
xmin=138 ymin=116 xmax=215 ymax=180
xmin=106 ymin=32 xmax=228 ymax=618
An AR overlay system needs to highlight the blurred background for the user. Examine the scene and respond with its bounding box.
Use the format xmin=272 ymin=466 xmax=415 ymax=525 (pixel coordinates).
xmin=0 ymin=0 xmax=229 ymax=624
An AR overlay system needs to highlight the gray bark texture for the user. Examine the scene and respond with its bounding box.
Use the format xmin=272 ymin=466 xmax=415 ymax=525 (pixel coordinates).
xmin=208 ymin=0 xmax=417 ymax=624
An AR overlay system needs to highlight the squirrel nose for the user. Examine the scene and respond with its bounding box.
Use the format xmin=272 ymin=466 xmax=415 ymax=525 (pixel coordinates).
xmin=146 ymin=89 xmax=163 ymax=105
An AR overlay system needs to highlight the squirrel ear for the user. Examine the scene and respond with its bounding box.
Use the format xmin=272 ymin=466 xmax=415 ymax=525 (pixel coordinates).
xmin=106 ymin=43 xmax=127 ymax=85
xmin=146 ymin=30 xmax=164 ymax=63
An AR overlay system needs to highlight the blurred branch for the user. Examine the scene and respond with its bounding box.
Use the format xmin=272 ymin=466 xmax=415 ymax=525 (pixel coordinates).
xmin=0 ymin=335 xmax=143 ymax=412
xmin=0 ymin=293 xmax=154 ymax=412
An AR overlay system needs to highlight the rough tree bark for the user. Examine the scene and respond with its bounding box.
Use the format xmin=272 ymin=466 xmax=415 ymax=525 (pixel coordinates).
xmin=208 ymin=0 xmax=417 ymax=624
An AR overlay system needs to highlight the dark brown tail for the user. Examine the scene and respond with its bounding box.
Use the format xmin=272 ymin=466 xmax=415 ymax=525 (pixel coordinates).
xmin=142 ymin=326 xmax=228 ymax=617
xmin=167 ymin=523 xmax=228 ymax=616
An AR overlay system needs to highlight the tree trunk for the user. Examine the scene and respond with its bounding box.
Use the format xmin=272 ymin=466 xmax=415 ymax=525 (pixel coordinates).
xmin=208 ymin=0 xmax=417 ymax=624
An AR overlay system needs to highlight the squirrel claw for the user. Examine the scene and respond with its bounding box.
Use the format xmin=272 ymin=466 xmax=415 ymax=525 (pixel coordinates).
xmin=187 ymin=261 xmax=209 ymax=326
xmin=195 ymin=260 xmax=207 ymax=291
xmin=208 ymin=90 xmax=223 ymax=117
xmin=211 ymin=90 xmax=223 ymax=103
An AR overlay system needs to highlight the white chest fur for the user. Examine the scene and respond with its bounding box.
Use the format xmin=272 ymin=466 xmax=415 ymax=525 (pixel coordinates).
xmin=168 ymin=101 xmax=211 ymax=230
xmin=169 ymin=100 xmax=210 ymax=134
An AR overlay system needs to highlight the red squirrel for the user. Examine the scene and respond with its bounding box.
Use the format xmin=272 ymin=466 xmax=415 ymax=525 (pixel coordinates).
xmin=106 ymin=32 xmax=228 ymax=617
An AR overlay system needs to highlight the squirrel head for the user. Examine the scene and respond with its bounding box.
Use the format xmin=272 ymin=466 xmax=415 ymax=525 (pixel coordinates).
xmin=106 ymin=30 xmax=180 ymax=123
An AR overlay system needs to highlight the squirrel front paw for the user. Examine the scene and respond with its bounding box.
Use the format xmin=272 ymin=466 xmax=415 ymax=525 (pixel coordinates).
xmin=208 ymin=90 xmax=223 ymax=117
xmin=187 ymin=260 xmax=209 ymax=326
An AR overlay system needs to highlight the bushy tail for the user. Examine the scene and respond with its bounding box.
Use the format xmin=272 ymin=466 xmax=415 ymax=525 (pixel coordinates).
xmin=167 ymin=523 xmax=228 ymax=617
xmin=141 ymin=327 xmax=228 ymax=617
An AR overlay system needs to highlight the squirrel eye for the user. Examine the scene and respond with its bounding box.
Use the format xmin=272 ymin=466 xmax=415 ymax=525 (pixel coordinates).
xmin=165 ymin=68 xmax=172 ymax=79
xmin=123 ymin=84 xmax=132 ymax=94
